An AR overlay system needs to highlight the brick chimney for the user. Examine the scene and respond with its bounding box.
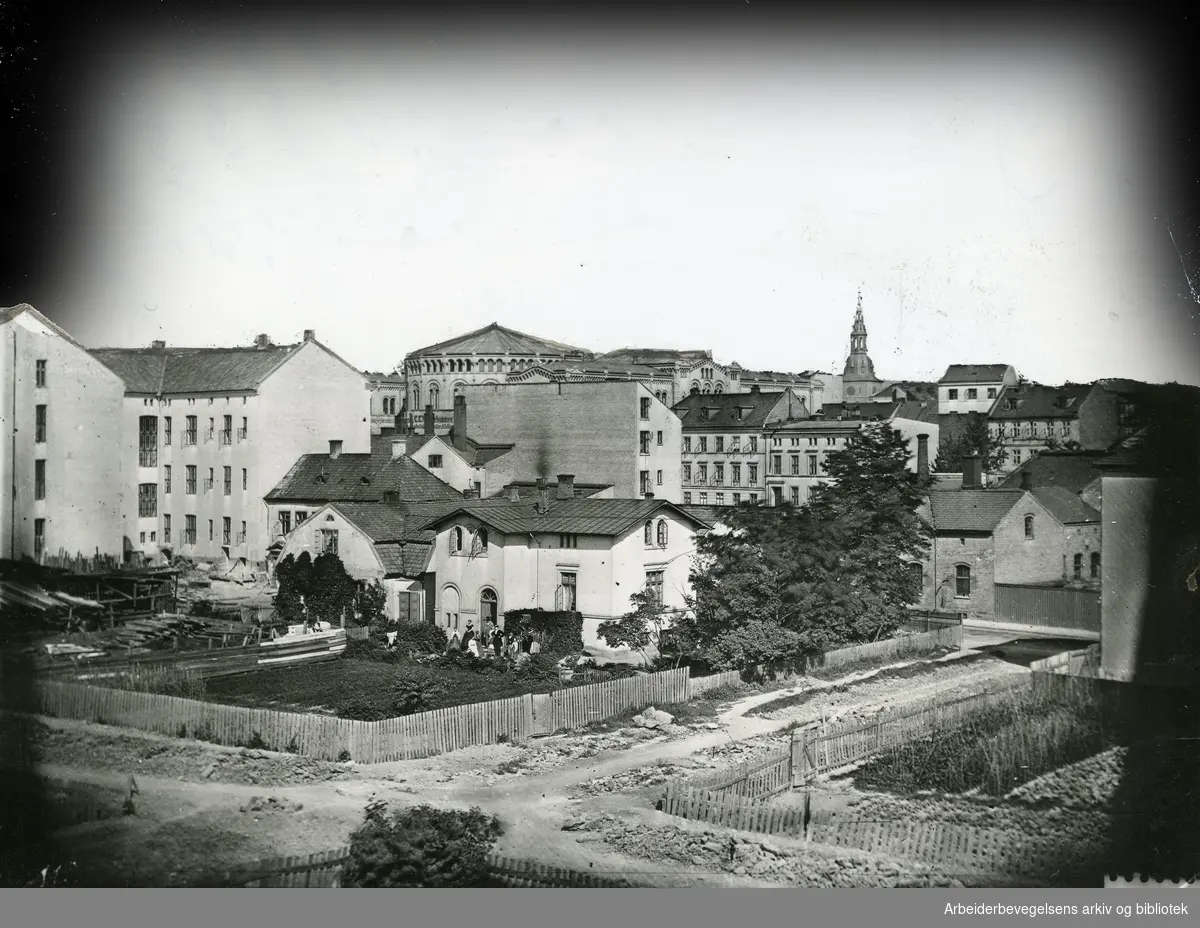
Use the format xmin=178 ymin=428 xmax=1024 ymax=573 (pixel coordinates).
xmin=303 ymin=329 xmax=315 ymax=342
xmin=644 ymin=490 xmax=655 ymax=500
xmin=391 ymin=438 xmax=405 ymax=461
xmin=1020 ymin=469 xmax=1033 ymax=491
xmin=329 ymin=440 xmax=343 ymax=460
xmin=556 ymin=474 xmax=575 ymax=500
xmin=254 ymin=334 xmax=272 ymax=349
xmin=150 ymin=339 xmax=166 ymax=349
xmin=423 ymin=404 xmax=435 ymax=436
xmin=536 ymin=477 xmax=550 ymax=515
xmin=916 ymin=434 xmax=929 ymax=480
xmin=750 ymin=385 xmax=760 ymax=394
xmin=463 ymin=487 xmax=478 ymax=500
xmin=509 ymin=486 xmax=521 ymax=502
xmin=453 ymin=395 xmax=467 ymax=448
xmin=962 ymin=453 xmax=982 ymax=489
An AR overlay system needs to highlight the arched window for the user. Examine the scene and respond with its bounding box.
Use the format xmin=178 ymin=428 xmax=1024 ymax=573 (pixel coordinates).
xmin=476 ymin=528 xmax=489 ymax=553
xmin=411 ymin=383 xmax=421 ymax=410
xmin=656 ymin=519 xmax=668 ymax=547
xmin=428 ymin=382 xmax=440 ymax=409
xmin=1090 ymin=551 xmax=1101 ymax=579
xmin=644 ymin=521 xmax=653 ymax=545
xmin=1024 ymin=515 xmax=1034 ymax=539
xmin=690 ymin=382 xmax=700 ymax=395
xmin=715 ymin=383 xmax=724 ymax=393
xmin=480 ymin=588 xmax=498 ymax=627
xmin=955 ymin=564 xmax=971 ymax=597
xmin=442 ymin=585 xmax=460 ymax=631
xmin=451 ymin=526 xmax=464 ymax=554
xmin=907 ymin=561 xmax=923 ymax=594
xmin=702 ymin=383 xmax=712 ymax=394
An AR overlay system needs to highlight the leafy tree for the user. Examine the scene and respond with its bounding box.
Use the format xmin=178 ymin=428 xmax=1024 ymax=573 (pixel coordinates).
xmin=273 ymin=552 xmax=312 ymax=623
xmin=597 ymin=587 xmax=675 ymax=666
xmin=306 ymin=552 xmax=360 ymax=626
xmin=341 ymin=802 xmax=504 ymax=887
xmin=357 ymin=580 xmax=389 ymax=641
xmin=933 ymin=412 xmax=1007 ymax=473
xmin=682 ymin=423 xmax=932 ymax=672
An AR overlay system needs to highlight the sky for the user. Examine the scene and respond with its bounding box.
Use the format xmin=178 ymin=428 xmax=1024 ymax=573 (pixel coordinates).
xmin=54 ymin=24 xmax=1200 ymax=386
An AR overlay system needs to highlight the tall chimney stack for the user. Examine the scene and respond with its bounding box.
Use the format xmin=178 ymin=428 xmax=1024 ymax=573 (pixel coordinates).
xmin=391 ymin=438 xmax=405 ymax=461
xmin=453 ymin=395 xmax=467 ymax=448
xmin=962 ymin=453 xmax=982 ymax=489
xmin=463 ymin=487 xmax=478 ymax=500
xmin=254 ymin=334 xmax=272 ymax=349
xmin=303 ymin=329 xmax=315 ymax=342
xmin=536 ymin=476 xmax=550 ymax=514
xmin=508 ymin=486 xmax=521 ymax=502
xmin=556 ymin=474 xmax=575 ymax=500
xmin=916 ymin=434 xmax=929 ymax=480
xmin=423 ymin=404 xmax=435 ymax=436
xmin=150 ymin=339 xmax=166 ymax=349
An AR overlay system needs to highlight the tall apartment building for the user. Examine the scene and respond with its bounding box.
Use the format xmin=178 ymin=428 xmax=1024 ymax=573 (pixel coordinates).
xmin=0 ymin=304 xmax=126 ymax=563
xmin=91 ymin=329 xmax=370 ymax=566
xmin=987 ymin=383 xmax=1120 ymax=474
xmin=937 ymin=364 xmax=1019 ymax=415
xmin=461 ymin=381 xmax=683 ymax=502
xmin=673 ymin=387 xmax=810 ymax=508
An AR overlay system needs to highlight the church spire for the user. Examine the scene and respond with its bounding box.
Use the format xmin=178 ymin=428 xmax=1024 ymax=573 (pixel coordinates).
xmin=841 ymin=289 xmax=880 ymax=397
xmin=850 ymin=288 xmax=868 ymax=350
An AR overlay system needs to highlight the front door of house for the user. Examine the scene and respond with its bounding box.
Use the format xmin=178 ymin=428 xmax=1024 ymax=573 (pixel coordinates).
xmin=480 ymin=589 xmax=498 ymax=628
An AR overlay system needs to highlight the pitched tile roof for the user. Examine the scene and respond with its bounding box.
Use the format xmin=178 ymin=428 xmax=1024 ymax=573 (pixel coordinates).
xmin=672 ymin=389 xmax=805 ymax=429
xmin=265 ymin=450 xmax=464 ymax=504
xmin=871 ymin=381 xmax=940 ymax=405
xmin=374 ymin=542 xmax=434 ymax=577
xmin=420 ymin=497 xmax=709 ymax=537
xmin=678 ymin=505 xmax=725 ymax=527
xmin=327 ymin=500 xmax=465 ymax=544
xmin=489 ymin=480 xmax=614 ymax=499
xmin=90 ymin=344 xmax=302 ymax=394
xmin=995 ymin=451 xmax=1108 ymax=494
xmin=818 ymin=400 xmax=937 ymax=424
xmin=939 ymin=364 xmax=1012 ymax=384
xmin=596 ymin=348 xmax=713 ymax=366
xmin=924 ymin=489 xmax=1025 ymax=533
xmin=1029 ymin=486 xmax=1100 ymax=525
xmin=990 ymin=384 xmax=1097 ymax=419
xmin=405 ymin=431 xmax=515 ymax=467
xmin=406 ymin=323 xmax=591 ymax=359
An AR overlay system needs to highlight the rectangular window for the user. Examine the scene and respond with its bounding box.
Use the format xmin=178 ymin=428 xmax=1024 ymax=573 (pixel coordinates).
xmin=987 ymin=387 xmax=997 ymax=399
xmin=955 ymin=565 xmax=971 ymax=597
xmin=163 ymin=514 xmax=171 ymax=543
xmin=1013 ymin=450 xmax=1022 ymax=465
xmin=645 ymin=570 xmax=665 ymax=606
xmin=185 ymin=465 xmax=197 ymax=494
xmin=296 ymin=511 xmax=308 ymax=524
xmin=208 ymin=519 xmax=214 ymax=542
xmin=791 ymin=455 xmax=800 ymax=476
xmin=715 ymin=492 xmax=725 ymax=505
xmin=715 ymin=437 xmax=724 ymax=453
xmin=184 ymin=416 xmax=198 ymax=445
xmin=559 ymin=572 xmax=578 ymax=611
xmin=640 ymin=431 xmax=651 ymax=454
xmin=205 ymin=418 xmax=215 ymax=442
xmin=138 ymin=415 xmax=158 ymax=467
xmin=808 ymin=455 xmax=818 ymax=476
xmin=699 ymin=492 xmax=708 ymax=505
xmin=239 ymin=520 xmax=247 ymax=544
xmin=713 ymin=463 xmax=724 ymax=485
xmin=185 ymin=515 xmax=196 ymax=545
xmin=640 ymin=470 xmax=651 ymax=495
xmin=656 ymin=469 xmax=663 ymax=486
xmin=138 ymin=483 xmax=158 ymax=518
xmin=34 ymin=459 xmax=46 ymax=500
xmin=223 ymin=517 xmax=232 ymax=546
xmin=34 ymin=405 xmax=46 ymax=443
xmin=791 ymin=487 xmax=799 ymax=506
xmin=206 ymin=467 xmax=214 ymax=491
xmin=35 ymin=359 xmax=47 ymax=387
xmin=683 ymin=436 xmax=691 ymax=453
xmin=239 ymin=417 xmax=248 ymax=441
xmin=732 ymin=492 xmax=741 ymax=505
xmin=318 ymin=527 xmax=338 ymax=555
xmin=242 ymin=468 xmax=248 ymax=491
xmin=698 ymin=437 xmax=708 ymax=453
xmin=697 ymin=463 xmax=708 ymax=484
xmin=279 ymin=511 xmax=292 ymax=536
xmin=967 ymin=388 xmax=978 ymax=400
xmin=34 ymin=519 xmax=45 ymax=559
xmin=948 ymin=388 xmax=959 ymax=400
xmin=682 ymin=464 xmax=692 ymax=484
xmin=657 ymin=430 xmax=663 ymax=446
xmin=748 ymin=436 xmax=758 ymax=453
xmin=1073 ymin=554 xmax=1083 ymax=581
xmin=640 ymin=397 xmax=651 ymax=419
xmin=683 ymin=492 xmax=693 ymax=504
xmin=219 ymin=415 xmax=232 ymax=446
xmin=428 ymin=454 xmax=443 ymax=468
xmin=1091 ymin=552 xmax=1101 ymax=580
xmin=224 ymin=466 xmax=232 ymax=496
xmin=163 ymin=416 xmax=172 ymax=445
xmin=558 ymin=534 xmax=578 ymax=549
xmin=150 ymin=531 xmax=155 ymax=543
xmin=748 ymin=463 xmax=758 ymax=485
xmin=732 ymin=463 xmax=741 ymax=485
xmin=750 ymin=492 xmax=758 ymax=502
xmin=771 ymin=454 xmax=782 ymax=475
xmin=731 ymin=436 xmax=740 ymax=452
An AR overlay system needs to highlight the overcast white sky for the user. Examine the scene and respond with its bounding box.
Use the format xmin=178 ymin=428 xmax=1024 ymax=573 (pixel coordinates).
xmin=59 ymin=29 xmax=1199 ymax=385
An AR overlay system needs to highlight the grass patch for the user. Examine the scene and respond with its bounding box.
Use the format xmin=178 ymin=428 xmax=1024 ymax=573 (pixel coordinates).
xmin=845 ymin=685 xmax=1111 ymax=796
xmin=806 ymin=646 xmax=958 ymax=682
xmin=89 ymin=663 xmax=209 ymax=701
xmin=745 ymin=651 xmax=990 ymax=718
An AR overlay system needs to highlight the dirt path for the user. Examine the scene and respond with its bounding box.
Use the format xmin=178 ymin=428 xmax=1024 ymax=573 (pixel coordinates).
xmin=30 ymin=651 xmax=1030 ymax=886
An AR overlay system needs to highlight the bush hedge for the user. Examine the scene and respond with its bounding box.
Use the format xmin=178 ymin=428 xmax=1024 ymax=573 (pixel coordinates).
xmin=502 ymin=609 xmax=584 ymax=655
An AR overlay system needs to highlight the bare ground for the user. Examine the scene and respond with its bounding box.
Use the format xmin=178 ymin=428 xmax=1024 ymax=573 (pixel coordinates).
xmin=17 ymin=650 xmax=1036 ymax=887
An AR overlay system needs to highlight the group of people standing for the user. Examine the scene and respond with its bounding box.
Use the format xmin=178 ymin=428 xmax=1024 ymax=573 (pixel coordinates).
xmin=446 ymin=621 xmax=541 ymax=661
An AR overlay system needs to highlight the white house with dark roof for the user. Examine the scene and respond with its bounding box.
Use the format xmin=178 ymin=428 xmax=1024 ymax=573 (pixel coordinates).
xmin=403 ymin=397 xmax=516 ymax=497
xmin=1 ymin=304 xmax=127 ymax=564
xmin=421 ymin=481 xmax=713 ymax=658
xmin=937 ymin=364 xmax=1019 ymax=415
xmin=91 ymin=329 xmax=371 ymax=567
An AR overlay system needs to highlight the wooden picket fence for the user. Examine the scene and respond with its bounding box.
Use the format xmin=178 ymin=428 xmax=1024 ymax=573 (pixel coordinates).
xmin=790 ymin=673 xmax=1032 ymax=784
xmin=660 ymin=782 xmax=807 ymax=840
xmin=811 ymin=625 xmax=962 ymax=674
xmin=214 ymin=847 xmax=640 ymax=888
xmin=682 ymin=749 xmax=793 ymax=799
xmin=808 ymin=809 xmax=1102 ymax=882
xmin=7 ymin=667 xmax=694 ymax=764
xmin=688 ymin=670 xmax=743 ymax=698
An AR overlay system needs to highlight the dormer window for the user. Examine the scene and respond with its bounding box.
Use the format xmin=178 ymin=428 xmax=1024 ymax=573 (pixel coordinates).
xmin=316 ymin=475 xmax=327 ymax=485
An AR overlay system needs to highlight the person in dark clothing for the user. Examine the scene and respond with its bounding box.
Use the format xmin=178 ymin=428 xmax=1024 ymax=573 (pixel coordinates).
xmin=492 ymin=627 xmax=505 ymax=657
xmin=460 ymin=622 xmax=476 ymax=653
xmin=521 ymin=632 xmax=533 ymax=654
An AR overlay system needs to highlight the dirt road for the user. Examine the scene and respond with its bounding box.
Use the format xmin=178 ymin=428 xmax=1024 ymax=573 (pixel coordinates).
xmin=27 ymin=650 xmax=1031 ymax=886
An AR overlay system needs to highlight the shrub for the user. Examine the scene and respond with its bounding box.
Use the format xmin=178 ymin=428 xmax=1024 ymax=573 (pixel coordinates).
xmin=341 ymin=801 xmax=504 ymax=888
xmin=336 ymin=671 xmax=450 ymax=720
xmin=393 ymin=622 xmax=452 ymax=655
